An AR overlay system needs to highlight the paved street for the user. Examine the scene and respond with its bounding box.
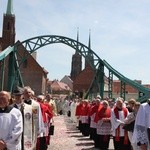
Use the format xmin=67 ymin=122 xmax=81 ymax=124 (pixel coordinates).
xmin=48 ymin=115 xmax=114 ymax=150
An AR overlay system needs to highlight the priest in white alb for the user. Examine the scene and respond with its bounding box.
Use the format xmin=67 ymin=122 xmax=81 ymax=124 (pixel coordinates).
xmin=132 ymin=100 xmax=150 ymax=150
xmin=111 ymin=97 xmax=132 ymax=150
xmin=0 ymin=91 xmax=23 ymax=150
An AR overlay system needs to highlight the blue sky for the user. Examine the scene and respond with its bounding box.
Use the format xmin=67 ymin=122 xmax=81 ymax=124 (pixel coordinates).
xmin=0 ymin=0 xmax=150 ymax=84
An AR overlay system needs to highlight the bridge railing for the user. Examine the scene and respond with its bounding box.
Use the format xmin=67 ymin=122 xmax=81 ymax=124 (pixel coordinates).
xmin=103 ymin=60 xmax=150 ymax=102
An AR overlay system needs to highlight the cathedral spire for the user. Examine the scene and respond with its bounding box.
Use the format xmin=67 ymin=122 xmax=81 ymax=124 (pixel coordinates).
xmin=2 ymin=0 xmax=15 ymax=49
xmin=88 ymin=29 xmax=91 ymax=49
xmin=77 ymin=27 xmax=79 ymax=43
xmin=76 ymin=27 xmax=79 ymax=54
xmin=70 ymin=28 xmax=82 ymax=80
xmin=85 ymin=29 xmax=94 ymax=68
xmin=6 ymin=0 xmax=14 ymax=15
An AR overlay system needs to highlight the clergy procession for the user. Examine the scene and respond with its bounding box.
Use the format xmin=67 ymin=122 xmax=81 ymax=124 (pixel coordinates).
xmin=0 ymin=86 xmax=54 ymax=150
xmin=55 ymin=96 xmax=150 ymax=150
xmin=0 ymin=87 xmax=150 ymax=150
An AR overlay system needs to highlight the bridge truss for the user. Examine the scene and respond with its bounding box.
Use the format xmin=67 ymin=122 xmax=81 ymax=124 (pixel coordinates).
xmin=0 ymin=35 xmax=149 ymax=102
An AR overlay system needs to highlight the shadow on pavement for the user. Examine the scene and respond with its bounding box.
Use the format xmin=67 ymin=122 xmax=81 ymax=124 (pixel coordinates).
xmin=78 ymin=138 xmax=92 ymax=141
xmin=65 ymin=130 xmax=80 ymax=134
xmin=81 ymin=148 xmax=97 ymax=150
xmin=70 ymin=134 xmax=84 ymax=138
xmin=76 ymin=142 xmax=94 ymax=146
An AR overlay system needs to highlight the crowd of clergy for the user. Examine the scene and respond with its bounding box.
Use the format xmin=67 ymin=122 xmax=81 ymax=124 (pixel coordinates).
xmin=0 ymin=86 xmax=150 ymax=150
xmin=66 ymin=96 xmax=150 ymax=150
xmin=0 ymin=86 xmax=56 ymax=150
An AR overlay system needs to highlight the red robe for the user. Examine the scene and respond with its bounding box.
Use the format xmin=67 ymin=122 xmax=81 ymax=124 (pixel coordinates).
xmin=75 ymin=103 xmax=83 ymax=116
xmin=90 ymin=103 xmax=99 ymax=117
xmin=82 ymin=102 xmax=90 ymax=116
xmin=94 ymin=104 xmax=103 ymax=123
xmin=36 ymin=102 xmax=53 ymax=149
xmin=38 ymin=102 xmax=53 ymax=122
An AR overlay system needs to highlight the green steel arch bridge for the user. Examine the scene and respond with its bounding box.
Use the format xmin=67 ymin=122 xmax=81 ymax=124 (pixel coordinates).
xmin=0 ymin=35 xmax=150 ymax=103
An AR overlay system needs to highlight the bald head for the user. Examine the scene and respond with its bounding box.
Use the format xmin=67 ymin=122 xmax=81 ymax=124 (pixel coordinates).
xmin=0 ymin=91 xmax=11 ymax=108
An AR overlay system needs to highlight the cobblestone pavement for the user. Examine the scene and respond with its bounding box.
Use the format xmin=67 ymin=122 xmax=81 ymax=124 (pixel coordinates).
xmin=48 ymin=115 xmax=114 ymax=150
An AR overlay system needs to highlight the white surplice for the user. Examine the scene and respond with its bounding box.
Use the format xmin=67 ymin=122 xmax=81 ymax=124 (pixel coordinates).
xmin=90 ymin=113 xmax=97 ymax=128
xmin=132 ymin=102 xmax=150 ymax=149
xmin=111 ymin=108 xmax=129 ymax=136
xmin=0 ymin=107 xmax=23 ymax=150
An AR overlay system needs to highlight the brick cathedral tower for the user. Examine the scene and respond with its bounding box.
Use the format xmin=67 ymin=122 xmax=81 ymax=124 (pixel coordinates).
xmin=0 ymin=0 xmax=51 ymax=94
xmin=0 ymin=0 xmax=15 ymax=90
xmin=2 ymin=0 xmax=15 ymax=50
xmin=70 ymin=30 xmax=82 ymax=81
xmin=72 ymin=31 xmax=99 ymax=98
